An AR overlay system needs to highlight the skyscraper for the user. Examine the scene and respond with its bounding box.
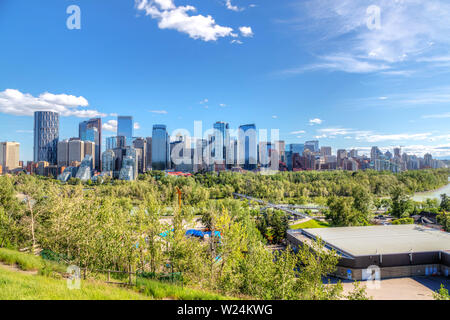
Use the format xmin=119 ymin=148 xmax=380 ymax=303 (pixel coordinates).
xmin=305 ymin=140 xmax=319 ymax=153
xmin=132 ymin=137 xmax=147 ymax=173
xmin=117 ymin=116 xmax=133 ymax=146
xmin=238 ymin=124 xmax=257 ymax=170
xmin=289 ymin=143 xmax=304 ymax=155
xmin=79 ymin=118 xmax=102 ymax=170
xmin=320 ymin=146 xmax=332 ymax=157
xmin=34 ymin=111 xmax=59 ymax=164
xmin=146 ymin=137 xmax=152 ymax=170
xmin=152 ymin=125 xmax=170 ymax=171
xmin=0 ymin=142 xmax=20 ymax=172
xmin=212 ymin=121 xmax=229 ymax=163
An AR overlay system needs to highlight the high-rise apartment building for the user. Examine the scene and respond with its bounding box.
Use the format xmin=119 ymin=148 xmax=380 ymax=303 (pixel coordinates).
xmin=320 ymin=146 xmax=332 ymax=157
xmin=0 ymin=142 xmax=20 ymax=172
xmin=34 ymin=111 xmax=59 ymax=164
xmin=58 ymin=139 xmax=95 ymax=168
xmin=132 ymin=138 xmax=147 ymax=173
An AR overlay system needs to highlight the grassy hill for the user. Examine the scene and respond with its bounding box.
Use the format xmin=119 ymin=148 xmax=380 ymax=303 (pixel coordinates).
xmin=0 ymin=248 xmax=231 ymax=300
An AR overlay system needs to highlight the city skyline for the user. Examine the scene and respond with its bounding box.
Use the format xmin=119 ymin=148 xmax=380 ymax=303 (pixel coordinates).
xmin=1 ymin=1 xmax=450 ymax=161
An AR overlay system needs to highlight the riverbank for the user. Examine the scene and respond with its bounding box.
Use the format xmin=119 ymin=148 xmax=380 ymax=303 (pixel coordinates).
xmin=413 ymin=177 xmax=450 ymax=203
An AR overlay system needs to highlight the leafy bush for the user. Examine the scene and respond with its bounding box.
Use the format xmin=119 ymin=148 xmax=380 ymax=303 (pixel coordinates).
xmin=391 ymin=218 xmax=414 ymax=225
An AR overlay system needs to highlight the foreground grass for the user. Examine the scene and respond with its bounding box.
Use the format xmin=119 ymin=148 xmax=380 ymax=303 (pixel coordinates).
xmin=291 ymin=219 xmax=330 ymax=229
xmin=137 ymin=278 xmax=233 ymax=300
xmin=0 ymin=248 xmax=233 ymax=300
xmin=0 ymin=266 xmax=151 ymax=300
xmin=0 ymin=248 xmax=65 ymax=275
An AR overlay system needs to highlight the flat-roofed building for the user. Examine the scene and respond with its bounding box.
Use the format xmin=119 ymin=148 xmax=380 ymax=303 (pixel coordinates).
xmin=287 ymin=225 xmax=450 ymax=280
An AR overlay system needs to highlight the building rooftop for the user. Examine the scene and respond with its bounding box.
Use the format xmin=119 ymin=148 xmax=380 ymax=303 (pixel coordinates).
xmin=300 ymin=225 xmax=450 ymax=256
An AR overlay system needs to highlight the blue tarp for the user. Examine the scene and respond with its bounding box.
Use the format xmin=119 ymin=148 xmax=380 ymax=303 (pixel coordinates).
xmin=185 ymin=229 xmax=222 ymax=239
xmin=159 ymin=229 xmax=222 ymax=239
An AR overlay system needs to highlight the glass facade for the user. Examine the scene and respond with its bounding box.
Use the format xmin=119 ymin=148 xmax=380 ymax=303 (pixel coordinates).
xmin=289 ymin=143 xmax=304 ymax=155
xmin=34 ymin=111 xmax=59 ymax=164
xmin=79 ymin=118 xmax=101 ymax=170
xmin=152 ymin=124 xmax=169 ymax=170
xmin=212 ymin=121 xmax=229 ymax=163
xmin=238 ymin=124 xmax=257 ymax=170
xmin=117 ymin=116 xmax=133 ymax=146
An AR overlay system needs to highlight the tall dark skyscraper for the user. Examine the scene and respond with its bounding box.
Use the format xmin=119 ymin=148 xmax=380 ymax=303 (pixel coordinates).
xmin=152 ymin=125 xmax=169 ymax=171
xmin=34 ymin=111 xmax=59 ymax=164
xmin=117 ymin=116 xmax=133 ymax=146
xmin=239 ymin=124 xmax=257 ymax=170
xmin=79 ymin=118 xmax=102 ymax=170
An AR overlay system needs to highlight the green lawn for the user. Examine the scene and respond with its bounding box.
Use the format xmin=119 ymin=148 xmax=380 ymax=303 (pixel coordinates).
xmin=0 ymin=266 xmax=151 ymax=300
xmin=0 ymin=248 xmax=66 ymax=275
xmin=290 ymin=219 xmax=330 ymax=230
xmin=136 ymin=278 xmax=233 ymax=300
xmin=0 ymin=248 xmax=233 ymax=300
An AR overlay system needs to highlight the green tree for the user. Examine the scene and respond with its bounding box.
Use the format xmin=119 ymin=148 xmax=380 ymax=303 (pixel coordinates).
xmin=440 ymin=194 xmax=450 ymax=211
xmin=433 ymin=284 xmax=450 ymax=300
xmin=325 ymin=196 xmax=360 ymax=226
xmin=389 ymin=186 xmax=413 ymax=218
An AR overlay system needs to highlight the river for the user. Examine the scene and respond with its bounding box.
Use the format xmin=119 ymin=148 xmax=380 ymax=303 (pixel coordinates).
xmin=412 ymin=177 xmax=450 ymax=203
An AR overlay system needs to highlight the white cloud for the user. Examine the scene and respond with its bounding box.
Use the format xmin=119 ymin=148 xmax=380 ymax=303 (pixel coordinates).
xmin=239 ymin=26 xmax=253 ymax=37
xmin=423 ymin=112 xmax=450 ymax=119
xmin=286 ymin=0 xmax=450 ymax=74
xmin=225 ymin=0 xmax=243 ymax=12
xmin=219 ymin=103 xmax=227 ymax=107
xmin=290 ymin=130 xmax=306 ymax=135
xmin=200 ymin=98 xmax=208 ymax=104
xmin=316 ymin=127 xmax=439 ymax=143
xmin=0 ymin=89 xmax=105 ymax=118
xmin=102 ymin=120 xmax=118 ymax=132
xmin=272 ymin=115 xmax=278 ymax=119
xmin=358 ymin=86 xmax=450 ymax=109
xmin=309 ymin=118 xmax=323 ymax=125
xmin=283 ymin=55 xmax=389 ymax=74
xmin=134 ymin=122 xmax=141 ymax=130
xmin=150 ymin=110 xmax=168 ymax=114
xmin=136 ymin=0 xmax=236 ymax=41
xmin=231 ymin=39 xmax=243 ymax=45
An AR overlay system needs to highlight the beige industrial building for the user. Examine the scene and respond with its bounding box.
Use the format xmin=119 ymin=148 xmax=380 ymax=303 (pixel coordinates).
xmin=0 ymin=142 xmax=20 ymax=172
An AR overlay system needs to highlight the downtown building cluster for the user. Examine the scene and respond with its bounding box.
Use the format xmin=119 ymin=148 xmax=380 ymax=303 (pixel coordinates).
xmin=0 ymin=111 xmax=447 ymax=180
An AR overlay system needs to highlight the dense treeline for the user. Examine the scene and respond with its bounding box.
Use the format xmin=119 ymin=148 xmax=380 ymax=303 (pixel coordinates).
xmin=0 ymin=169 xmax=448 ymax=299
xmin=0 ymin=174 xmax=371 ymax=300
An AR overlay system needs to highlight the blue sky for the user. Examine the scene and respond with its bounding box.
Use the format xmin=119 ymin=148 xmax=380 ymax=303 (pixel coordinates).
xmin=1 ymin=0 xmax=450 ymax=161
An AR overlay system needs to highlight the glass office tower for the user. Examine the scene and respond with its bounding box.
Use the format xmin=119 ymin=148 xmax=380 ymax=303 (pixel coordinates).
xmin=212 ymin=121 xmax=229 ymax=163
xmin=238 ymin=124 xmax=257 ymax=170
xmin=117 ymin=116 xmax=133 ymax=146
xmin=34 ymin=111 xmax=59 ymax=164
xmin=79 ymin=118 xmax=102 ymax=170
xmin=151 ymin=124 xmax=170 ymax=171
